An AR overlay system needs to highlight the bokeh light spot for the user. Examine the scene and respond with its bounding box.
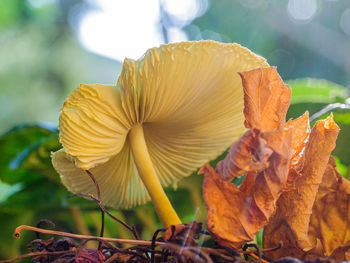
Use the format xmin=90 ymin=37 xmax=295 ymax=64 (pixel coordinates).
xmin=162 ymin=0 xmax=208 ymax=27
xmin=287 ymin=0 xmax=317 ymax=22
xmin=340 ymin=9 xmax=350 ymax=36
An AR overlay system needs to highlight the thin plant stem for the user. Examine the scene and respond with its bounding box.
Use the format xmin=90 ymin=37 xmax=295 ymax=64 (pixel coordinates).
xmin=70 ymin=192 xmax=140 ymax=240
xmin=71 ymin=170 xmax=140 ymax=240
xmin=14 ymin=225 xmax=165 ymax=246
xmin=85 ymin=170 xmax=104 ymax=249
xmin=35 ymin=219 xmax=55 ymax=239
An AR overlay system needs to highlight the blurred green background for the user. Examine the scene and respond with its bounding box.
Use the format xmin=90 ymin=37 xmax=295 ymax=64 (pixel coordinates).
xmin=0 ymin=0 xmax=350 ymax=260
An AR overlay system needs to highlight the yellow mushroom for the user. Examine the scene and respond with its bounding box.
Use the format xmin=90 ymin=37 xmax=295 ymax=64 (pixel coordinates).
xmin=51 ymin=40 xmax=268 ymax=227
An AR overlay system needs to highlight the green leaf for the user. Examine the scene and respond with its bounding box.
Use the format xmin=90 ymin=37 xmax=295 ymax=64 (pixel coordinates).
xmin=20 ymin=134 xmax=61 ymax=183
xmin=286 ymin=79 xmax=350 ymax=166
xmin=332 ymin=112 xmax=350 ymax=125
xmin=0 ymin=124 xmax=69 ymax=217
xmin=288 ymin=78 xmax=348 ymax=104
xmin=0 ymin=0 xmax=23 ymax=27
xmin=311 ymin=109 xmax=350 ymax=166
xmin=0 ymin=180 xmax=60 ymax=212
xmin=0 ymin=211 xmax=34 ymax=260
xmin=256 ymin=228 xmax=263 ymax=248
xmin=0 ymin=181 xmax=22 ymax=203
xmin=0 ymin=124 xmax=59 ymax=184
xmin=9 ymin=141 xmax=42 ymax=170
xmin=333 ymin=156 xmax=348 ymax=178
xmin=332 ymin=111 xmax=350 ymax=166
xmin=209 ymin=148 xmax=229 ymax=168
xmin=286 ymin=78 xmax=348 ymax=119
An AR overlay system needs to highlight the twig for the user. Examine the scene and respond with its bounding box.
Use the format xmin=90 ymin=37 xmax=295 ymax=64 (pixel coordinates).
xmin=105 ymin=246 xmax=152 ymax=263
xmin=72 ymin=170 xmax=140 ymax=240
xmin=200 ymin=247 xmax=236 ymax=261
xmin=260 ymin=241 xmax=283 ymax=253
xmin=0 ymin=250 xmax=74 ymax=263
xmin=248 ymin=253 xmax=269 ymax=263
xmin=35 ymin=219 xmax=55 ymax=239
xmin=70 ymin=193 xmax=139 ymax=239
xmin=310 ymin=101 xmax=350 ymax=122
xmin=13 ymin=224 xmax=276 ymax=263
xmin=222 ymin=246 xmax=242 ymax=258
xmin=98 ymin=211 xmax=105 ymax=250
xmin=14 ymin=225 xmax=164 ymax=246
xmin=164 ymin=243 xmax=213 ymax=263
xmin=243 ymin=243 xmax=262 ymax=262
xmin=85 ymin=170 xmax=106 ymax=250
xmin=104 ymin=253 xmax=124 ymax=263
xmin=151 ymin=228 xmax=166 ymax=263
xmin=85 ymin=170 xmax=101 ymax=200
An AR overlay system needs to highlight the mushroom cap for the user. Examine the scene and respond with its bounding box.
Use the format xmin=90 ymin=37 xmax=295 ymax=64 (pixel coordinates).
xmin=52 ymin=40 xmax=268 ymax=209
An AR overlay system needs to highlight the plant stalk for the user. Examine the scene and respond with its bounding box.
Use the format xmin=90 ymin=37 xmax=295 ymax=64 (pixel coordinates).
xmin=129 ymin=124 xmax=181 ymax=227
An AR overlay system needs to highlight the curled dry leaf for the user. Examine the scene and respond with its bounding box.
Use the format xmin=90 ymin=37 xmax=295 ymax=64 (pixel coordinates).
xmin=202 ymin=67 xmax=295 ymax=248
xmin=217 ymin=67 xmax=292 ymax=181
xmin=263 ymin=115 xmax=342 ymax=260
xmin=202 ymin=128 xmax=292 ymax=248
xmin=284 ymin=112 xmax=310 ymax=167
xmin=202 ymin=65 xmax=347 ymax=260
xmin=240 ymin=67 xmax=291 ymax=130
xmin=309 ymin=157 xmax=350 ymax=260
xmin=216 ymin=129 xmax=272 ymax=180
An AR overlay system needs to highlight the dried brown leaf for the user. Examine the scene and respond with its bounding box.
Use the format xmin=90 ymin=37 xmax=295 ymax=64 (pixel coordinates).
xmin=202 ymin=128 xmax=292 ymax=248
xmin=284 ymin=111 xmax=310 ymax=166
xmin=239 ymin=67 xmax=291 ymax=130
xmin=75 ymin=248 xmax=105 ymax=263
xmin=202 ymin=67 xmax=295 ymax=248
xmin=309 ymin=157 xmax=350 ymax=259
xmin=163 ymin=222 xmax=202 ymax=247
xmin=216 ymin=129 xmax=272 ymax=180
xmin=203 ymin=65 xmax=346 ymax=260
xmin=263 ymin=115 xmax=340 ymax=260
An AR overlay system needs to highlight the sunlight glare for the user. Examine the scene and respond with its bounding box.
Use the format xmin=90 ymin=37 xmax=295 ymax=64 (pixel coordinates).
xmin=162 ymin=0 xmax=207 ymax=27
xmin=79 ymin=0 xmax=163 ymax=61
xmin=78 ymin=0 xmax=207 ymax=61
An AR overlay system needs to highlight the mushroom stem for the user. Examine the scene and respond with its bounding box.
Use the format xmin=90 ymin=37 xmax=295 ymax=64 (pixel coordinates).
xmin=129 ymin=124 xmax=182 ymax=227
